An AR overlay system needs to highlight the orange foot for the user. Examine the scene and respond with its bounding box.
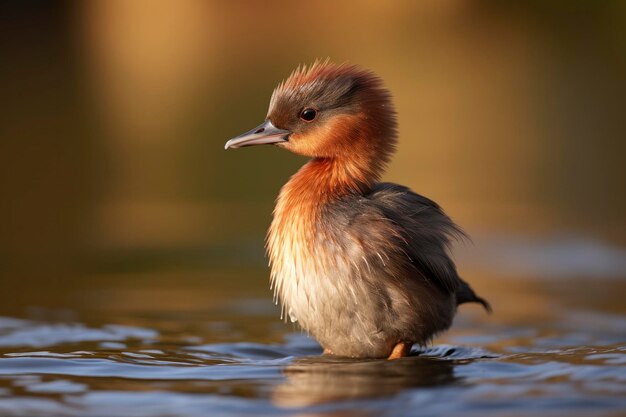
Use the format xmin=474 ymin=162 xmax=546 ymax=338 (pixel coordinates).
xmin=323 ymin=347 xmax=333 ymax=355
xmin=388 ymin=342 xmax=411 ymax=360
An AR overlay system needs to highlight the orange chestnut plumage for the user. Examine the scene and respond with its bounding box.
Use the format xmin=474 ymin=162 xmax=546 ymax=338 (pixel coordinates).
xmin=225 ymin=61 xmax=490 ymax=359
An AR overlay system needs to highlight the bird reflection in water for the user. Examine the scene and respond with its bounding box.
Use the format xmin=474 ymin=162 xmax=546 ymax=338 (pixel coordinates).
xmin=271 ymin=354 xmax=458 ymax=408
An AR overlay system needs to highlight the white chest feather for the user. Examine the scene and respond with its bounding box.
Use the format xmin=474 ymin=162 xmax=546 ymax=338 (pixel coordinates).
xmin=267 ymin=204 xmax=368 ymax=336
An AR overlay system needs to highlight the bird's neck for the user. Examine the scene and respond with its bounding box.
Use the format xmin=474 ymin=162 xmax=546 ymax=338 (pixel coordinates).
xmin=268 ymin=156 xmax=374 ymax=265
xmin=270 ymin=154 xmax=378 ymax=241
xmin=283 ymin=154 xmax=378 ymax=205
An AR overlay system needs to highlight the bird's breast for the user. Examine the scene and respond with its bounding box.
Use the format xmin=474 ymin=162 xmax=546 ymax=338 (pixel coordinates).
xmin=266 ymin=184 xmax=365 ymax=331
xmin=268 ymin=200 xmax=336 ymax=321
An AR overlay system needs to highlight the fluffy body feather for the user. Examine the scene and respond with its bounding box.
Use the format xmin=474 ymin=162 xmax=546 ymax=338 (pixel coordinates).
xmin=228 ymin=61 xmax=489 ymax=358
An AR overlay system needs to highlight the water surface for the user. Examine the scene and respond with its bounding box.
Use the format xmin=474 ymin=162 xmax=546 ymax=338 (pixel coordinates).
xmin=1 ymin=237 xmax=625 ymax=417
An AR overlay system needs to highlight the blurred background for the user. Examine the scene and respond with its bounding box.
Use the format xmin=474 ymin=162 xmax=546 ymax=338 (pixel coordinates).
xmin=1 ymin=0 xmax=625 ymax=317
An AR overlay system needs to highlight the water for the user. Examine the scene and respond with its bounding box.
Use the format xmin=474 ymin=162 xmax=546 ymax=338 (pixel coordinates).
xmin=1 ymin=237 xmax=625 ymax=417
xmin=2 ymin=1 xmax=625 ymax=415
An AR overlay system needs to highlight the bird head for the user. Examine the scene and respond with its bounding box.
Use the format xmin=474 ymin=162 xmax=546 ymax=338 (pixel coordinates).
xmin=225 ymin=61 xmax=397 ymax=171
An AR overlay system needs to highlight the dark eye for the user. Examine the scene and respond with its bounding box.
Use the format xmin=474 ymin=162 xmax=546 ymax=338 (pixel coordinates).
xmin=300 ymin=108 xmax=317 ymax=122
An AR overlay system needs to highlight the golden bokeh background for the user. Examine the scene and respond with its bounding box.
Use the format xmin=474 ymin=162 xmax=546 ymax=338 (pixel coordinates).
xmin=1 ymin=2 xmax=624 ymax=315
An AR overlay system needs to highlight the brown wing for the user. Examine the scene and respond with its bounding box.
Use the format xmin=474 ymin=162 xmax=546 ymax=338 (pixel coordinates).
xmin=365 ymin=182 xmax=465 ymax=294
xmin=367 ymin=183 xmax=490 ymax=311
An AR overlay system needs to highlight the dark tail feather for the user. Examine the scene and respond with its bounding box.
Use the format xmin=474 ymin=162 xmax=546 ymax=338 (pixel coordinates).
xmin=456 ymin=278 xmax=492 ymax=313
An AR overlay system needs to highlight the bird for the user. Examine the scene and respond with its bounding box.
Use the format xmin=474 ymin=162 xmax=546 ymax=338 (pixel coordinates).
xmin=225 ymin=61 xmax=490 ymax=359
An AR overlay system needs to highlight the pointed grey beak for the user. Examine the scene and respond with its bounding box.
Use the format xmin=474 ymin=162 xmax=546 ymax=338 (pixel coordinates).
xmin=224 ymin=120 xmax=291 ymax=150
